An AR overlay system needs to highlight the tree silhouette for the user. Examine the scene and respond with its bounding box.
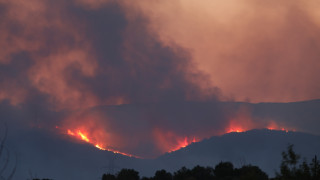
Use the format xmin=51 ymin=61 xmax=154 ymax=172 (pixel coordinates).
xmin=236 ymin=165 xmax=268 ymax=180
xmin=190 ymin=165 xmax=214 ymax=180
xmin=310 ymin=155 xmax=320 ymax=180
xmin=141 ymin=177 xmax=152 ymax=180
xmin=117 ymin=169 xmax=140 ymax=180
xmin=297 ymin=160 xmax=312 ymax=179
xmin=276 ymin=144 xmax=301 ymax=179
xmin=214 ymin=162 xmax=234 ymax=180
xmin=173 ymin=167 xmax=191 ymax=180
xmin=154 ymin=169 xmax=172 ymax=180
xmin=102 ymin=173 xmax=116 ymax=180
xmin=273 ymin=144 xmax=320 ymax=180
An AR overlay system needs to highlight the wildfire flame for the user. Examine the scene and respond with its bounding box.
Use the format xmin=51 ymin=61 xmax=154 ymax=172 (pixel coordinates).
xmin=225 ymin=120 xmax=248 ymax=133
xmin=226 ymin=121 xmax=293 ymax=134
xmin=169 ymin=137 xmax=197 ymax=152
xmin=60 ymin=118 xmax=295 ymax=158
xmin=266 ymin=121 xmax=294 ymax=132
xmin=267 ymin=127 xmax=291 ymax=133
xmin=153 ymin=128 xmax=199 ymax=154
xmin=66 ymin=129 xmax=138 ymax=158
xmin=226 ymin=127 xmax=245 ymax=133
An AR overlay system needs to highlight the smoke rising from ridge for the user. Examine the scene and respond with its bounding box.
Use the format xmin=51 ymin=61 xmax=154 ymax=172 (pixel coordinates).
xmin=0 ymin=0 xmax=319 ymax=158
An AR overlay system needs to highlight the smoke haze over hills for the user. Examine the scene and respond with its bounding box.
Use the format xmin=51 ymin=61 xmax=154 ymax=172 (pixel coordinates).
xmin=0 ymin=1 xmax=320 ymax=179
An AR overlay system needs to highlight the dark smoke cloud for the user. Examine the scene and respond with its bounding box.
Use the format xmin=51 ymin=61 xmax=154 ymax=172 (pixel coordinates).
xmin=0 ymin=0 xmax=220 ymax=157
xmin=68 ymin=3 xmax=219 ymax=104
xmin=0 ymin=0 xmax=218 ymax=109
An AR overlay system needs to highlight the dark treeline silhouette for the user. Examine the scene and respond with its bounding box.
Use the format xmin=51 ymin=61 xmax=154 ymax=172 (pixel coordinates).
xmin=102 ymin=164 xmax=268 ymax=180
xmin=102 ymin=145 xmax=320 ymax=180
xmin=273 ymin=144 xmax=320 ymax=180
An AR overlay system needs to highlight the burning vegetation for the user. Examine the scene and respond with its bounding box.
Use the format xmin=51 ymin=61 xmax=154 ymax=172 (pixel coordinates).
xmin=60 ymin=121 xmax=294 ymax=159
xmin=66 ymin=128 xmax=138 ymax=158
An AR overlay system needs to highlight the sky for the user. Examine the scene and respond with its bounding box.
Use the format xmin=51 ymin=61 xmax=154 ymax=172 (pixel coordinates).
xmin=0 ymin=0 xmax=320 ymax=158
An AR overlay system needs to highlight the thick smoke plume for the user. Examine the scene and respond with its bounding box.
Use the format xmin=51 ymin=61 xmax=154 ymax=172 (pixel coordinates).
xmin=0 ymin=0 xmax=319 ymax=158
xmin=131 ymin=0 xmax=320 ymax=102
